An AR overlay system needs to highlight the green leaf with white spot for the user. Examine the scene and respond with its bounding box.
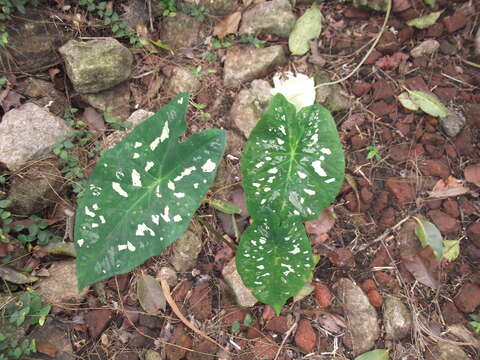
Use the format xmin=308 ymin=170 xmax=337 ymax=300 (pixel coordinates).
xmin=405 ymin=89 xmax=449 ymax=118
xmin=240 ymin=94 xmax=345 ymax=221
xmin=236 ymin=214 xmax=313 ymax=314
xmin=74 ymin=93 xmax=226 ymax=290
xmin=407 ymin=10 xmax=443 ymax=29
xmin=288 ymin=4 xmax=323 ymax=56
xmin=413 ymin=217 xmax=443 ymax=260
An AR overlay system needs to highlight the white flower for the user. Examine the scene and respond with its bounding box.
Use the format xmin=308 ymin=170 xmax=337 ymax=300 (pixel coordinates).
xmin=271 ymin=72 xmax=316 ymax=112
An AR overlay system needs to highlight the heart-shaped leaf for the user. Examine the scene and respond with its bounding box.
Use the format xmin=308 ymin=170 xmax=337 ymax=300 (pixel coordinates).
xmin=405 ymin=89 xmax=449 ymax=118
xmin=413 ymin=217 xmax=443 ymax=260
xmin=236 ymin=215 xmax=313 ymax=314
xmin=240 ymin=93 xmax=344 ymax=221
xmin=288 ymin=4 xmax=323 ymax=56
xmin=75 ymin=94 xmax=226 ymax=289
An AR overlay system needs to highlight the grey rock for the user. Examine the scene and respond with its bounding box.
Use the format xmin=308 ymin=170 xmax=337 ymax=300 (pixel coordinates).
xmin=37 ymin=260 xmax=89 ymax=306
xmin=229 ymin=79 xmax=272 ymax=138
xmin=157 ymin=266 xmax=178 ymax=287
xmin=333 ymin=278 xmax=380 ymax=356
xmin=239 ymin=0 xmax=296 ymax=39
xmin=383 ymin=296 xmax=412 ymax=340
xmin=440 ymin=107 xmax=466 ymax=137
xmin=410 ymin=39 xmax=440 ymax=58
xmin=439 ymin=39 xmax=457 ymax=55
xmin=353 ymin=0 xmax=389 ymax=12
xmin=81 ymin=82 xmax=131 ymax=121
xmin=164 ymin=67 xmax=201 ymax=96
xmin=224 ymin=45 xmax=287 ymax=88
xmin=0 ymin=10 xmax=71 ymax=73
xmin=7 ymin=160 xmax=63 ymax=215
xmin=18 ymin=78 xmax=69 ymax=117
xmin=160 ymin=12 xmax=203 ymax=51
xmin=144 ymin=350 xmax=162 ymax=360
xmin=0 ymin=103 xmax=71 ymax=170
xmin=315 ymin=71 xmax=350 ymax=112
xmin=169 ymin=230 xmax=202 ymax=272
xmin=29 ymin=319 xmax=75 ymax=360
xmin=222 ymin=258 xmax=257 ymax=308
xmin=102 ymin=109 xmax=154 ymax=149
xmin=59 ymin=38 xmax=133 ymax=93
xmin=426 ymin=343 xmax=471 ymax=360
xmin=200 ymin=0 xmax=238 ymax=16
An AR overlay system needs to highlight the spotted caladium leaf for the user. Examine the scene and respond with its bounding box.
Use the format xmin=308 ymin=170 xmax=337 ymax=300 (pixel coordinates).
xmin=75 ymin=94 xmax=226 ymax=289
xmin=236 ymin=214 xmax=313 ymax=314
xmin=240 ymin=93 xmax=344 ymax=221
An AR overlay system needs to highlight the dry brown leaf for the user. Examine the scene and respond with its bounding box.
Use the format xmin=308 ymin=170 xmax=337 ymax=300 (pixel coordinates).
xmin=402 ymin=247 xmax=440 ymax=289
xmin=464 ymin=164 xmax=480 ymax=187
xmin=1 ymin=89 xmax=22 ymax=112
xmin=213 ymin=11 xmax=241 ymax=38
xmin=305 ymin=206 xmax=335 ymax=244
xmin=36 ymin=342 xmax=59 ymax=357
xmin=375 ymin=52 xmax=409 ymax=70
xmin=428 ymin=176 xmax=470 ymax=198
xmin=137 ymin=274 xmax=166 ymax=313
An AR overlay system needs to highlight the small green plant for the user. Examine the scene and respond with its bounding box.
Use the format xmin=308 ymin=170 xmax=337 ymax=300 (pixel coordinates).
xmin=366 ymin=145 xmax=381 ymax=161
xmin=211 ymin=36 xmax=233 ymax=49
xmin=15 ymin=216 xmax=62 ymax=246
xmin=0 ymin=0 xmax=40 ymax=46
xmin=238 ymin=35 xmax=264 ymax=48
xmin=0 ymin=199 xmax=13 ymax=244
xmin=230 ymin=314 xmax=252 ymax=333
xmin=103 ymin=107 xmax=132 ymax=130
xmin=181 ymin=2 xmax=208 ymax=21
xmin=469 ymin=313 xmax=480 ymax=333
xmin=158 ymin=0 xmax=176 ymax=17
xmin=79 ymin=0 xmax=141 ymax=46
xmin=0 ymin=289 xmax=51 ymax=359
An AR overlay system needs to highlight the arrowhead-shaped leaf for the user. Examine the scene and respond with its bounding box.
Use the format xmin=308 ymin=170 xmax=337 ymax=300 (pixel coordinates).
xmin=240 ymin=93 xmax=344 ymax=221
xmin=75 ymin=94 xmax=226 ymax=290
xmin=236 ymin=215 xmax=313 ymax=314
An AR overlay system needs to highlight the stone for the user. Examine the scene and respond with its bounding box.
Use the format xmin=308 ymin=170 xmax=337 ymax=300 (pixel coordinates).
xmin=239 ymin=0 xmax=296 ymax=39
xmin=7 ymin=160 xmax=62 ymax=215
xmin=418 ymin=159 xmax=450 ymax=179
xmin=229 ymin=79 xmax=272 ymax=138
xmin=314 ymin=282 xmax=332 ymax=308
xmin=59 ymin=38 xmax=133 ymax=93
xmin=37 ymin=260 xmax=89 ymax=305
xmin=222 ymin=258 xmax=257 ymax=307
xmin=410 ymin=39 xmax=440 ymax=58
xmin=86 ymin=309 xmax=114 ymax=338
xmin=385 ymin=177 xmax=415 ymax=206
xmin=353 ymin=0 xmax=389 ymax=11
xmin=169 ymin=230 xmax=202 ymax=272
xmin=223 ymin=45 xmax=287 ymax=88
xmin=145 ymin=350 xmax=162 ymax=360
xmin=189 ymin=283 xmax=213 ymax=320
xmin=443 ymin=11 xmax=469 ymax=33
xmin=294 ymin=319 xmax=317 ymax=353
xmin=454 ymin=283 xmax=480 ymax=313
xmin=164 ymin=67 xmax=201 ymax=96
xmin=200 ymin=0 xmax=237 ymax=16
xmin=425 ymin=343 xmax=471 ymax=360
xmin=160 ymin=12 xmax=203 ymax=51
xmin=333 ymin=278 xmax=379 ymax=356
xmin=186 ymin=340 xmax=218 ymax=360
xmin=18 ymin=78 xmax=69 ymax=117
xmin=315 ymin=71 xmax=350 ymax=112
xmin=427 ymin=210 xmax=459 ymax=236
xmin=383 ymin=296 xmax=412 ymax=340
xmin=29 ymin=319 xmax=74 ymax=360
xmin=0 ymin=103 xmax=71 ymax=170
xmin=0 ymin=10 xmax=70 ymax=73
xmin=102 ymin=109 xmax=154 ymax=149
xmin=265 ymin=316 xmax=293 ymax=334
xmin=115 ymin=352 xmax=140 ymax=360
xmin=252 ymin=336 xmax=278 ymax=360
xmin=367 ymin=290 xmax=383 ymax=307
xmin=465 ymin=103 xmax=480 ymax=128
xmin=165 ymin=325 xmax=193 ymax=360
xmin=80 ymin=82 xmax=131 ymax=121
xmin=467 ymin=223 xmax=480 ymax=248
xmin=440 ymin=107 xmax=466 ymax=137
xmin=157 ymin=266 xmax=178 ymax=287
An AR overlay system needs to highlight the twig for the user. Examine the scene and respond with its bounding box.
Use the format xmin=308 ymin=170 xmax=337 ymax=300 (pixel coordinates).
xmin=315 ymin=0 xmax=392 ymax=88
xmin=194 ymin=214 xmax=237 ymax=251
xmin=273 ymin=319 xmax=298 ymax=360
xmin=159 ymin=277 xmax=228 ymax=352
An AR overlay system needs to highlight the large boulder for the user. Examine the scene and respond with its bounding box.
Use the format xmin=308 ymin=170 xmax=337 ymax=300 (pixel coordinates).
xmin=0 ymin=10 xmax=70 ymax=73
xmin=59 ymin=38 xmax=133 ymax=93
xmin=223 ymin=45 xmax=286 ymax=88
xmin=0 ymin=103 xmax=71 ymax=170
xmin=239 ymin=0 xmax=296 ymax=39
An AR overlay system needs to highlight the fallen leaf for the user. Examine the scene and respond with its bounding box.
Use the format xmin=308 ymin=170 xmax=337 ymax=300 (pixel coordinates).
xmin=137 ymin=274 xmax=166 ymax=313
xmin=405 ymin=89 xmax=449 ymax=118
xmin=36 ymin=342 xmax=59 ymax=357
xmin=82 ymin=107 xmax=106 ymax=132
xmin=429 ymin=176 xmax=470 ymax=198
xmin=214 ymin=244 xmax=234 ymax=271
xmin=48 ymin=68 xmax=61 ymax=83
xmin=464 ymin=164 xmax=480 ymax=187
xmin=376 ymin=52 xmax=409 ymax=70
xmin=0 ymin=266 xmax=38 ymax=284
xmin=413 ymin=217 xmax=443 ymax=260
xmin=402 ymin=246 xmax=440 ymax=289
xmin=443 ymin=239 xmax=460 ymax=262
xmin=120 ymin=305 xmax=139 ymax=329
xmin=304 ymin=206 xmax=335 ymax=243
xmin=398 ymin=92 xmax=419 ymax=112
xmin=289 ymin=4 xmax=323 ymax=56
xmin=424 ymin=0 xmax=436 ymax=7
xmin=354 ymin=349 xmax=389 ymax=360
xmin=407 ymin=10 xmax=444 ymax=29
xmin=209 ymin=199 xmax=242 ymax=214
xmin=213 ymin=11 xmax=241 ymax=38
xmin=1 ymin=89 xmax=22 ymax=112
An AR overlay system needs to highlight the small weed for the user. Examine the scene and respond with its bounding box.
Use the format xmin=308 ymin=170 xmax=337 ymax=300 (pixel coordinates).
xmin=103 ymin=107 xmax=132 ymax=130
xmin=15 ymin=216 xmax=62 ymax=246
xmin=0 ymin=289 xmax=51 ymax=359
xmin=230 ymin=314 xmax=253 ymax=334
xmin=470 ymin=313 xmax=480 ymax=333
xmin=181 ymin=2 xmax=208 ymax=21
xmin=0 ymin=199 xmax=13 ymax=244
xmin=366 ymin=145 xmax=381 ymax=161
xmin=211 ymin=37 xmax=233 ymax=49
xmin=0 ymin=0 xmax=40 ymax=46
xmin=238 ymin=35 xmax=264 ymax=48
xmin=158 ymin=0 xmax=176 ymax=17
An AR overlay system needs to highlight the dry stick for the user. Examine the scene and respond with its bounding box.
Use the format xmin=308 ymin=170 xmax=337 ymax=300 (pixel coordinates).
xmin=159 ymin=277 xmax=228 ymax=352
xmin=273 ymin=320 xmax=298 ymax=360
xmin=315 ymin=0 xmax=392 ymax=88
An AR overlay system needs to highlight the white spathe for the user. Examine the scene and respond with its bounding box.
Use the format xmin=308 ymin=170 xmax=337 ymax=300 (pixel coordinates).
xmin=271 ymin=72 xmax=315 ymax=112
